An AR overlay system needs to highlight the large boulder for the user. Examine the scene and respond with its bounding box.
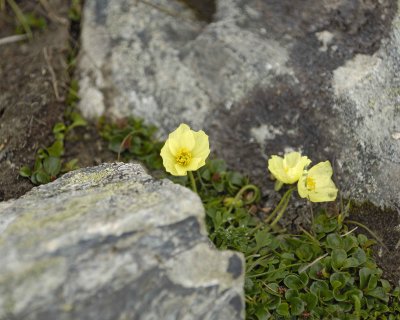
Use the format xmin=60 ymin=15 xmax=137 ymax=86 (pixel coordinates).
xmin=78 ymin=0 xmax=399 ymax=208
xmin=0 ymin=163 xmax=244 ymax=319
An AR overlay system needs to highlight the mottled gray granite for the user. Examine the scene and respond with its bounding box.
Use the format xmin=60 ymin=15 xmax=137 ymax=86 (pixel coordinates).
xmin=78 ymin=0 xmax=400 ymax=208
xmin=0 ymin=163 xmax=244 ymax=320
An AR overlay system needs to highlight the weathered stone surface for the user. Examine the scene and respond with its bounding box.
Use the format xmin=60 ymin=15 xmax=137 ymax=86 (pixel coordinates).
xmin=0 ymin=163 xmax=244 ymax=319
xmin=78 ymin=0 xmax=399 ymax=208
xmin=78 ymin=0 xmax=294 ymax=127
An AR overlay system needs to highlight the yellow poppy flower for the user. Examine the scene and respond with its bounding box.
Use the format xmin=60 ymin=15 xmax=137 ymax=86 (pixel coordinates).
xmin=160 ymin=123 xmax=210 ymax=176
xmin=297 ymin=161 xmax=338 ymax=202
xmin=268 ymin=152 xmax=311 ymax=184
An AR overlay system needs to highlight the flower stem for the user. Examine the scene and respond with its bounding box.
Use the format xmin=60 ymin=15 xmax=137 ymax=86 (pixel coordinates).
xmin=188 ymin=171 xmax=198 ymax=194
xmin=269 ymin=188 xmax=294 ymax=228
xmin=236 ymin=184 xmax=260 ymax=204
xmin=228 ymin=184 xmax=260 ymax=214
xmin=264 ymin=187 xmax=294 ymax=224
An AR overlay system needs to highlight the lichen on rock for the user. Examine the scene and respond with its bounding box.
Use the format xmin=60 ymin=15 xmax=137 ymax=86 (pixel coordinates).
xmin=0 ymin=163 xmax=245 ymax=319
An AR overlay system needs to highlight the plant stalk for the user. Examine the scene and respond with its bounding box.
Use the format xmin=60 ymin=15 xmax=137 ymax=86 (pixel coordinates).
xmin=188 ymin=171 xmax=197 ymax=194
xmin=268 ymin=188 xmax=294 ymax=228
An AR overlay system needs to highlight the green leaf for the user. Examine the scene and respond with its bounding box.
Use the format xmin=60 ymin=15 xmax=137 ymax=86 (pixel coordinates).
xmin=267 ymin=268 xmax=289 ymax=282
xmin=264 ymin=283 xmax=280 ymax=296
xmin=265 ymin=295 xmax=281 ymax=310
xmin=330 ymin=272 xmax=351 ymax=290
xmin=108 ymin=136 xmax=125 ymax=153
xmin=308 ymin=261 xmax=324 ymax=280
xmin=352 ymin=248 xmax=367 ymax=265
xmin=300 ymin=292 xmax=318 ymax=310
xmin=310 ymin=280 xmax=333 ymax=301
xmin=357 ymin=234 xmax=368 ymax=245
xmin=338 ymin=301 xmax=352 ymax=312
xmin=34 ymin=170 xmax=51 ymax=184
xmin=68 ymin=112 xmax=87 ymax=130
xmin=244 ymin=277 xmax=253 ymax=291
xmin=285 ymin=289 xmax=299 ymax=300
xmin=331 ymin=249 xmax=347 ymax=270
xmin=54 ymin=132 xmax=65 ymax=141
xmin=295 ymin=244 xmax=314 ymax=261
xmin=53 ymin=122 xmax=66 ymax=133
xmin=33 ymin=157 xmax=43 ymax=171
xmin=333 ymin=288 xmax=347 ymax=301
xmin=226 ymin=171 xmax=244 ymax=187
xmin=284 ymin=274 xmax=306 ymax=290
xmin=276 ymin=302 xmax=290 ymax=317
xmin=281 ymin=252 xmax=295 ymax=261
xmin=367 ymin=274 xmax=378 ymax=291
xmin=37 ymin=148 xmax=48 ymax=159
xmin=43 ymin=157 xmax=61 ymax=177
xmin=343 ymin=235 xmax=358 ymax=252
xmin=19 ymin=165 xmax=32 ymax=178
xmin=208 ymin=159 xmax=227 ymax=173
xmin=201 ymin=168 xmax=211 ymax=181
xmin=380 ymin=279 xmax=391 ymax=293
xmin=255 ymin=230 xmax=272 ymax=249
xmin=212 ymin=180 xmax=225 ymax=193
xmin=46 ymin=140 xmax=64 ymax=157
xmin=359 ymin=267 xmax=374 ymax=289
xmin=30 ymin=172 xmax=38 ymax=185
xmin=367 ymin=287 xmax=389 ymax=303
xmin=313 ymin=214 xmax=338 ymax=234
xmin=326 ymin=234 xmax=343 ymax=249
xmin=342 ymin=257 xmax=360 ymax=269
xmin=254 ymin=306 xmax=269 ymax=320
xmin=299 ymin=272 xmax=309 ymax=287
xmin=392 ymin=286 xmax=400 ymax=298
xmin=288 ymin=297 xmax=305 ymax=316
xmin=345 ymin=288 xmax=363 ymax=300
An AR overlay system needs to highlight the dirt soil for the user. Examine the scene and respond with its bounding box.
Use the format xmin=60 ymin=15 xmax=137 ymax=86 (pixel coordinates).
xmin=0 ymin=0 xmax=399 ymax=287
xmin=348 ymin=202 xmax=400 ymax=288
xmin=0 ymin=0 xmax=69 ymax=200
xmin=0 ymin=0 xmax=114 ymax=201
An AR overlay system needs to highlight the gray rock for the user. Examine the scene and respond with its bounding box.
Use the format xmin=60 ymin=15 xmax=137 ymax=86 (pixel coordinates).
xmin=78 ymin=0 xmax=294 ymax=128
xmin=0 ymin=163 xmax=244 ymax=320
xmin=78 ymin=0 xmax=399 ymax=208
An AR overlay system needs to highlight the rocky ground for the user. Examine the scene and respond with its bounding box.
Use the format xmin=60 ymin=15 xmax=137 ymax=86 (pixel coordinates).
xmin=0 ymin=0 xmax=399 ymax=288
xmin=0 ymin=0 xmax=114 ymax=201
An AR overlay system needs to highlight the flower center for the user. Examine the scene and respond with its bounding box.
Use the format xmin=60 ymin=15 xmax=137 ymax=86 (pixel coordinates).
xmin=176 ymin=148 xmax=192 ymax=166
xmin=284 ymin=165 xmax=289 ymax=173
xmin=306 ymin=176 xmax=316 ymax=191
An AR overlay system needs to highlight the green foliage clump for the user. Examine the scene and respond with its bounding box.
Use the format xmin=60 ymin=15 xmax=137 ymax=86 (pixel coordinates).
xmin=241 ymin=214 xmax=400 ymax=319
xmin=173 ymin=159 xmax=400 ymax=320
xmin=19 ymin=112 xmax=86 ymax=185
xmin=98 ymin=117 xmax=163 ymax=170
xmin=19 ymin=80 xmax=86 ymax=185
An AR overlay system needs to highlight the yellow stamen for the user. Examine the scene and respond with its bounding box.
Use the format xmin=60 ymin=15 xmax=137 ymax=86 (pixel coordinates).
xmin=306 ymin=176 xmax=316 ymax=191
xmin=175 ymin=148 xmax=192 ymax=166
